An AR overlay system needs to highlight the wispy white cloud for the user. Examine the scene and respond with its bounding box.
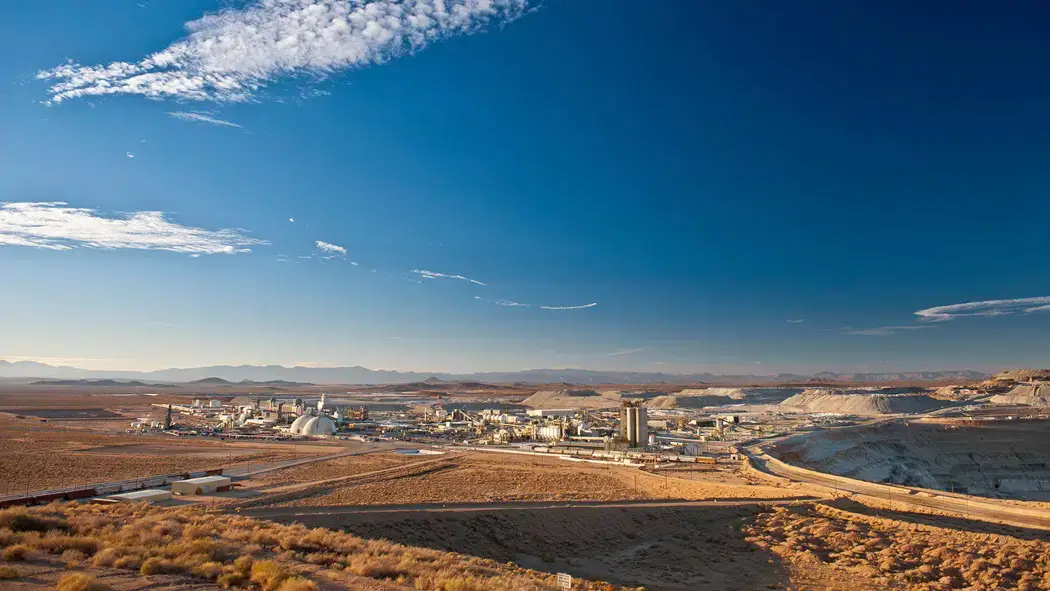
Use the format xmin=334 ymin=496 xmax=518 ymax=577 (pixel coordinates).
xmin=412 ymin=269 xmax=486 ymax=286
xmin=539 ymin=302 xmax=598 ymax=311
xmin=37 ymin=0 xmax=531 ymax=104
xmin=495 ymin=299 xmax=529 ymax=307
xmin=915 ymin=297 xmax=1050 ymax=322
xmin=167 ymin=111 xmax=242 ymax=128
xmin=608 ymin=347 xmax=644 ymax=356
xmin=288 ymin=218 xmax=295 ymax=223
xmin=0 ymin=201 xmax=265 ymax=254
xmin=126 ymin=152 xmax=135 ymax=159
xmin=315 ymin=240 xmax=346 ymax=255
xmin=786 ymin=319 xmax=805 ymax=323
xmin=474 ymin=296 xmax=529 ymax=307
xmin=844 ymin=326 xmax=937 ymax=336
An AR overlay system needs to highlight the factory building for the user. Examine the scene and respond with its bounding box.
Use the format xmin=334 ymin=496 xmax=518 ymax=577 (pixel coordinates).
xmin=619 ymin=401 xmax=648 ymax=448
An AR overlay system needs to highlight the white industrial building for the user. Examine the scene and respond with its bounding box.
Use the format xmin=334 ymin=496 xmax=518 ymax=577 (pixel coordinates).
xmin=535 ymin=424 xmax=565 ymax=442
xmin=289 ymin=414 xmax=337 ymax=436
xmin=106 ymin=489 xmax=172 ymax=503
xmin=527 ymin=409 xmax=576 ymax=418
xmin=172 ymin=476 xmax=232 ymax=496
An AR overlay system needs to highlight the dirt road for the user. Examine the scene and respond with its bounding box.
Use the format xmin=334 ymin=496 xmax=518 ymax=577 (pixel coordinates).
xmin=236 ymin=496 xmax=814 ymax=519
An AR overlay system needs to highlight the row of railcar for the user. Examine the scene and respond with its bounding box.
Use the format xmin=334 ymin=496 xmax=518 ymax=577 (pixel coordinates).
xmin=0 ymin=468 xmax=223 ymax=509
xmin=529 ymin=445 xmax=716 ymax=464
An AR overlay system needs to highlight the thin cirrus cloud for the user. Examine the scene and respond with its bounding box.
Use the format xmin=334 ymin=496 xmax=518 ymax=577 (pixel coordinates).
xmin=785 ymin=319 xmax=805 ymax=323
xmin=474 ymin=296 xmax=529 ymax=307
xmin=37 ymin=0 xmax=532 ymax=104
xmin=167 ymin=111 xmax=242 ymax=128
xmin=914 ymin=297 xmax=1050 ymax=322
xmin=844 ymin=326 xmax=937 ymax=337
xmin=495 ymin=299 xmax=529 ymax=308
xmin=412 ymin=269 xmax=486 ymax=286
xmin=539 ymin=302 xmax=598 ymax=311
xmin=0 ymin=201 xmax=266 ymax=254
xmin=608 ymin=347 xmax=644 ymax=356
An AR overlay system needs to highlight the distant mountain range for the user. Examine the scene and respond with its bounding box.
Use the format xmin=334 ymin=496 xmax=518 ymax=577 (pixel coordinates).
xmin=0 ymin=360 xmax=989 ymax=385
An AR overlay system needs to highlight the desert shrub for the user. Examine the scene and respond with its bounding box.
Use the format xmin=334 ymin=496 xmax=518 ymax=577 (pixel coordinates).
xmin=250 ymin=559 xmax=291 ymax=591
xmin=436 ymin=574 xmax=488 ymax=591
xmin=55 ymin=573 xmax=113 ymax=591
xmin=183 ymin=524 xmax=212 ymax=539
xmin=0 ymin=527 xmax=17 ymax=547
xmin=112 ymin=555 xmax=140 ymax=570
xmin=304 ymin=551 xmax=337 ymax=565
xmin=3 ymin=543 xmax=33 ymax=561
xmin=140 ymin=557 xmax=177 ymax=576
xmin=345 ymin=554 xmax=406 ymax=579
xmin=61 ymin=549 xmax=86 ymax=567
xmin=276 ymin=577 xmax=318 ymax=591
xmin=39 ymin=534 xmax=100 ymax=556
xmin=0 ymin=565 xmax=19 ymax=579
xmin=192 ymin=561 xmax=224 ymax=579
xmin=232 ymin=555 xmax=254 ymax=575
xmin=0 ymin=509 xmax=67 ymax=533
xmin=249 ymin=529 xmax=280 ymax=547
xmin=218 ymin=572 xmax=249 ymax=589
xmin=90 ymin=548 xmax=120 ymax=567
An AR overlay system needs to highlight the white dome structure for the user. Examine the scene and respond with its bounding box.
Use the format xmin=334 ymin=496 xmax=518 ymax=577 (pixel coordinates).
xmin=289 ymin=414 xmax=312 ymax=433
xmin=299 ymin=416 xmax=337 ymax=436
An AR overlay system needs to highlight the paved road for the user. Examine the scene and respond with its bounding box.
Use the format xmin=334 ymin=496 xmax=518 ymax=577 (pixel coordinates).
xmin=746 ymin=449 xmax=1050 ymax=531
xmin=237 ymin=497 xmax=814 ymax=519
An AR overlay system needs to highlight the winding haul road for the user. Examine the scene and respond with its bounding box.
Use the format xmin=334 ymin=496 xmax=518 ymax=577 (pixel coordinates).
xmin=745 ymin=447 xmax=1050 ymax=531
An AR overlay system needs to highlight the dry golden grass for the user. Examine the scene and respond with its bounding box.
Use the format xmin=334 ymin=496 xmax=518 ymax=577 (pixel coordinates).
xmin=55 ymin=573 xmax=113 ymax=591
xmin=0 ymin=564 xmax=20 ymax=579
xmin=0 ymin=503 xmax=628 ymax=591
xmin=745 ymin=504 xmax=1050 ymax=591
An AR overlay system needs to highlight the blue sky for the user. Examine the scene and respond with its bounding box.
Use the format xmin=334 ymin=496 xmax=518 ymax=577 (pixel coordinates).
xmin=1 ymin=1 xmax=1048 ymax=373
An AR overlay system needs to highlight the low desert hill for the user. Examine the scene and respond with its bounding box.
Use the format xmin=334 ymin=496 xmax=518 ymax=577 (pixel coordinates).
xmin=780 ymin=387 xmax=948 ymax=415
xmin=520 ymin=389 xmax=620 ymax=409
xmin=991 ymin=368 xmax=1050 ymax=382
xmin=990 ymin=383 xmax=1050 ymax=406
xmin=29 ymin=379 xmax=164 ymax=387
xmin=650 ymin=387 xmax=805 ymax=409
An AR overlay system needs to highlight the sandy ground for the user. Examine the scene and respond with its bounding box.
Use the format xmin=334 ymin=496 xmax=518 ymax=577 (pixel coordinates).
xmin=250 ymin=452 xmax=424 ymax=484
xmin=0 ymin=414 xmax=330 ymax=493
xmin=229 ymin=452 xmax=801 ymax=509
